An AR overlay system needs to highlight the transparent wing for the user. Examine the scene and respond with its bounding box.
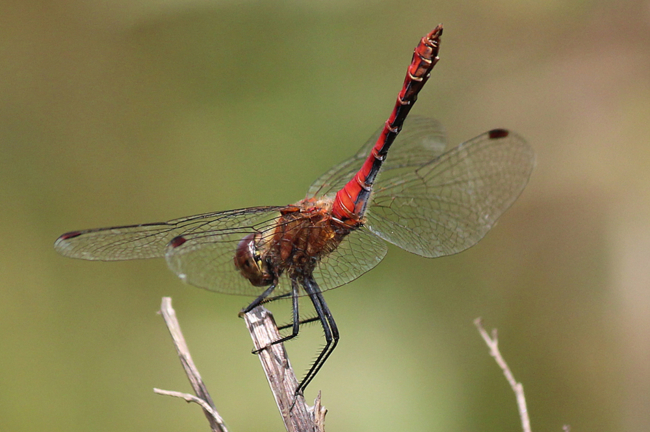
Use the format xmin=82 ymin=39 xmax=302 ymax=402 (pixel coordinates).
xmin=313 ymin=226 xmax=388 ymax=291
xmin=307 ymin=116 xmax=447 ymax=199
xmin=54 ymin=207 xmax=284 ymax=261
xmin=366 ymin=129 xmax=535 ymax=258
xmin=55 ymin=207 xmax=288 ymax=296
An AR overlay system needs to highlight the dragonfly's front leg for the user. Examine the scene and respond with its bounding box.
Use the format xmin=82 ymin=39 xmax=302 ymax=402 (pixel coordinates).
xmin=242 ymin=279 xmax=303 ymax=354
xmin=239 ymin=281 xmax=278 ymax=317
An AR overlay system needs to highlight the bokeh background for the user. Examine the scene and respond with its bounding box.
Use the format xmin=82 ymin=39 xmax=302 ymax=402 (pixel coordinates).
xmin=2 ymin=1 xmax=650 ymax=431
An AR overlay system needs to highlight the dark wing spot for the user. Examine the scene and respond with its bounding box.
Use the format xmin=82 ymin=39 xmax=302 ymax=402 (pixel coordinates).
xmin=169 ymin=236 xmax=187 ymax=248
xmin=488 ymin=129 xmax=509 ymax=139
xmin=59 ymin=231 xmax=82 ymax=240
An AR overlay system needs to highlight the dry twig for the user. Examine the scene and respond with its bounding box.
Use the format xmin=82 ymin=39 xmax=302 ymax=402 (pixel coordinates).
xmin=156 ymin=297 xmax=229 ymax=432
xmin=474 ymin=317 xmax=531 ymax=432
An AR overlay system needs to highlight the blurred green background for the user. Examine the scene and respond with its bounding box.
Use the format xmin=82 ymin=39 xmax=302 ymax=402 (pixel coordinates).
xmin=2 ymin=1 xmax=649 ymax=431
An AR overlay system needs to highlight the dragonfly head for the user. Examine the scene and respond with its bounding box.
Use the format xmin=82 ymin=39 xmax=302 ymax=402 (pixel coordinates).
xmin=234 ymin=232 xmax=273 ymax=287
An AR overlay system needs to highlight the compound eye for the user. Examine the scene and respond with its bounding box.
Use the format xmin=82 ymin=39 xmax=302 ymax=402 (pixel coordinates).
xmin=233 ymin=233 xmax=272 ymax=287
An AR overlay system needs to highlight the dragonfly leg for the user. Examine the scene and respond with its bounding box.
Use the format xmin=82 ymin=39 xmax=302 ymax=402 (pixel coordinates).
xmin=248 ymin=279 xmax=303 ymax=354
xmin=277 ymin=315 xmax=320 ymax=331
xmin=253 ymin=290 xmax=316 ymax=331
xmin=260 ymin=289 xmax=321 ymax=331
xmin=294 ymin=275 xmax=339 ymax=395
xmin=258 ymin=291 xmax=292 ymax=304
xmin=239 ymin=281 xmax=278 ymax=316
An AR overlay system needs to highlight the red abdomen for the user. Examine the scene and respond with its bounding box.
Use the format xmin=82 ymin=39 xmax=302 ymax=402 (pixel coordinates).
xmin=332 ymin=25 xmax=443 ymax=224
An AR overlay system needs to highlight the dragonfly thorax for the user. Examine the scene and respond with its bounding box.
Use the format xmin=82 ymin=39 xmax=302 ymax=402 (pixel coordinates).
xmin=273 ymin=201 xmax=352 ymax=271
xmin=234 ymin=199 xmax=358 ymax=288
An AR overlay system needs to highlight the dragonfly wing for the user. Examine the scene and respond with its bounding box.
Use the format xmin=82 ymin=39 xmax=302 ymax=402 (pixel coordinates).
xmin=313 ymin=226 xmax=388 ymax=292
xmin=161 ymin=207 xmax=293 ymax=295
xmin=366 ymin=129 xmax=534 ymax=258
xmin=55 ymin=207 xmax=287 ymax=296
xmin=54 ymin=207 xmax=284 ymax=261
xmin=307 ymin=116 xmax=447 ymax=199
xmin=55 ymin=223 xmax=177 ymax=261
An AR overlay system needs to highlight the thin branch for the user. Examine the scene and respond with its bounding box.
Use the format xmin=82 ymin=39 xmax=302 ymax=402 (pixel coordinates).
xmin=243 ymin=306 xmax=326 ymax=432
xmin=157 ymin=297 xmax=229 ymax=432
xmin=474 ymin=317 xmax=531 ymax=432
xmin=153 ymin=388 xmax=223 ymax=419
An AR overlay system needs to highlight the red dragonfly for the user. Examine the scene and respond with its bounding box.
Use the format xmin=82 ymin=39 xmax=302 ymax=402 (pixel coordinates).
xmin=55 ymin=25 xmax=534 ymax=394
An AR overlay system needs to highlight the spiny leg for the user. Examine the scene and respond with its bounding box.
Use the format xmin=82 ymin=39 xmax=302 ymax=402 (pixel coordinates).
xmin=246 ymin=278 xmax=303 ymax=354
xmin=295 ymin=275 xmax=339 ymax=395
xmin=278 ymin=315 xmax=320 ymax=331
xmin=266 ymin=278 xmax=302 ymax=345
xmin=255 ymin=290 xmax=320 ymax=332
xmin=258 ymin=291 xmax=292 ymax=305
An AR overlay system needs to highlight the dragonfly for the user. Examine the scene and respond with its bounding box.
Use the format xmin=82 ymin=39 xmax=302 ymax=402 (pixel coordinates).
xmin=55 ymin=24 xmax=534 ymax=395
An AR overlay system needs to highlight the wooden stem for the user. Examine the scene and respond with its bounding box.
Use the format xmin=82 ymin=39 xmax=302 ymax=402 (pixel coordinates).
xmin=243 ymin=306 xmax=326 ymax=432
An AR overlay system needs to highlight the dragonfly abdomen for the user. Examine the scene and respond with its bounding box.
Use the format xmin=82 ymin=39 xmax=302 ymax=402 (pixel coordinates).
xmin=331 ymin=25 xmax=443 ymax=224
